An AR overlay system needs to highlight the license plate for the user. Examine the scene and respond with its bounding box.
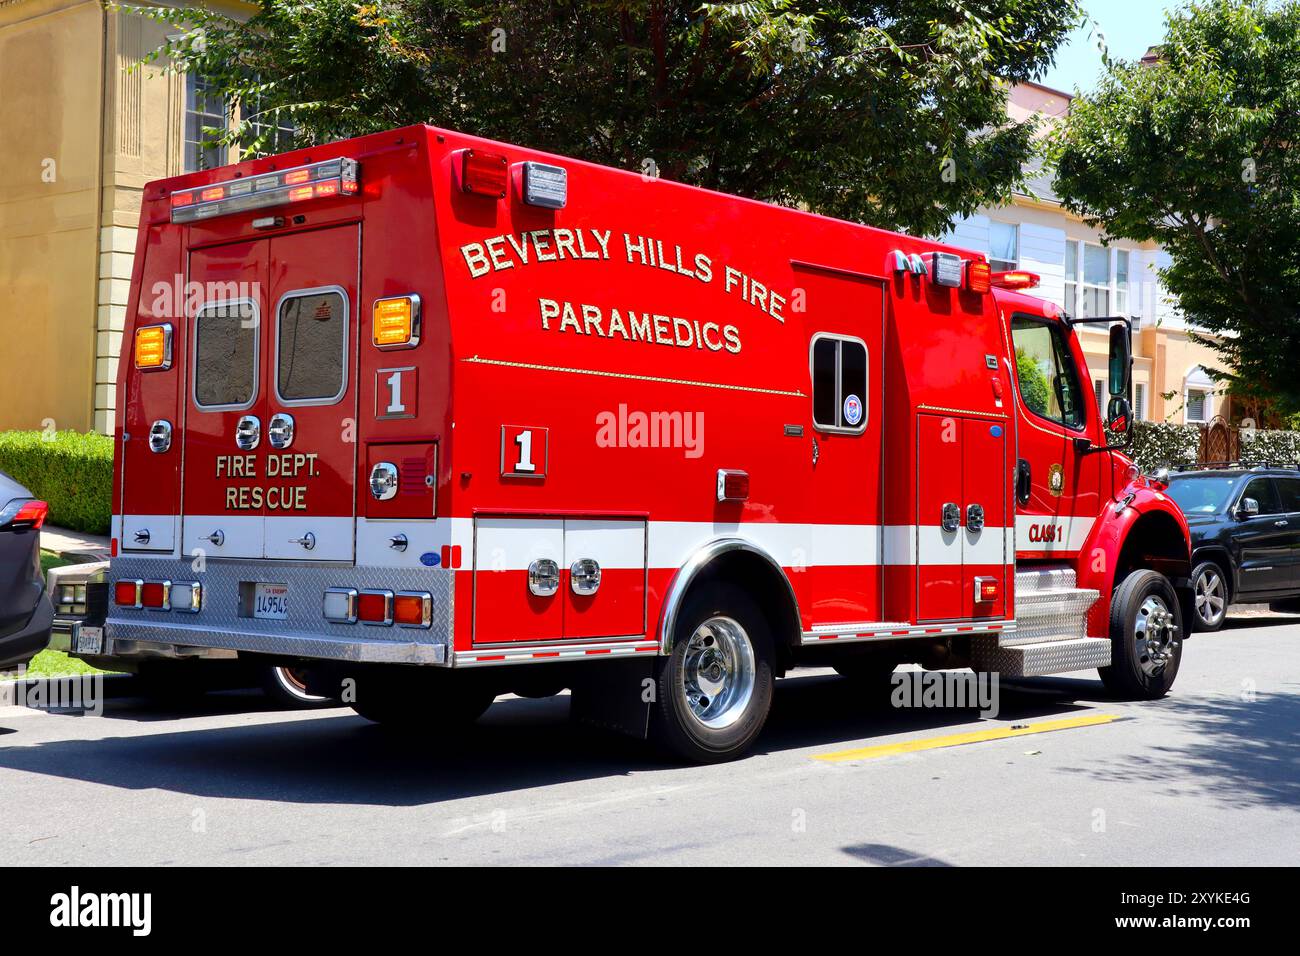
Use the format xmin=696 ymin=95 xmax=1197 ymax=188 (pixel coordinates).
xmin=253 ymin=583 xmax=289 ymax=620
xmin=76 ymin=625 xmax=104 ymax=655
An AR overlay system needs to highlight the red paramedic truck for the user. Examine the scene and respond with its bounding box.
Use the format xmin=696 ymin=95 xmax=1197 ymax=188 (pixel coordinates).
xmin=85 ymin=124 xmax=1193 ymax=761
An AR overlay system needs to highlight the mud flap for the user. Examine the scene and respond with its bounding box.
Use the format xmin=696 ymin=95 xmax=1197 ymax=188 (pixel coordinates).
xmin=569 ymin=657 xmax=656 ymax=739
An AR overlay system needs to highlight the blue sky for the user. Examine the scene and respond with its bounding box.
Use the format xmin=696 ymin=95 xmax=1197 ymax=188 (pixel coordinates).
xmin=1037 ymin=0 xmax=1184 ymax=95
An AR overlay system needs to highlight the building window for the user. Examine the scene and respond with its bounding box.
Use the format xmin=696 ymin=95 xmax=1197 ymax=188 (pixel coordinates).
xmin=988 ymin=221 xmax=1018 ymax=272
xmin=1116 ymin=249 xmax=1130 ymax=315
xmin=244 ymin=87 xmax=296 ymax=157
xmin=1184 ymin=366 xmax=1214 ymax=424
xmin=1081 ymin=243 xmax=1111 ymax=318
xmin=1134 ymin=383 xmax=1147 ymax=421
xmin=184 ymin=74 xmax=228 ymax=172
xmin=1063 ymin=241 xmax=1134 ymax=319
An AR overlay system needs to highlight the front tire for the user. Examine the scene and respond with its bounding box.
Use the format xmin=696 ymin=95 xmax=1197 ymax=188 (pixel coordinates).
xmin=1190 ymin=560 xmax=1228 ymax=632
xmin=650 ymin=583 xmax=775 ymax=763
xmin=1099 ymin=570 xmax=1183 ymax=699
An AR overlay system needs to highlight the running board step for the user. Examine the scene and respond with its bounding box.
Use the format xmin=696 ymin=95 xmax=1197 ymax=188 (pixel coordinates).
xmin=1003 ymin=586 xmax=1099 ymax=646
xmin=971 ymin=636 xmax=1112 ymax=677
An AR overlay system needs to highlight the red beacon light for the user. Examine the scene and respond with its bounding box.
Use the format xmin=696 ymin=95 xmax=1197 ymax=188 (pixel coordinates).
xmin=461 ymin=149 xmax=509 ymax=199
xmin=990 ymin=270 xmax=1041 ymax=291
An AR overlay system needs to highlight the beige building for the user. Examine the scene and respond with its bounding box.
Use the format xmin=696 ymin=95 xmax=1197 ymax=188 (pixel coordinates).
xmin=947 ymin=82 xmax=1229 ymax=427
xmin=0 ymin=0 xmax=257 ymax=434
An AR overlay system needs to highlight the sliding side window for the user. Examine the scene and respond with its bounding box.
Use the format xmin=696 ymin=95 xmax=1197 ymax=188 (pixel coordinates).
xmin=811 ymin=334 xmax=868 ymax=433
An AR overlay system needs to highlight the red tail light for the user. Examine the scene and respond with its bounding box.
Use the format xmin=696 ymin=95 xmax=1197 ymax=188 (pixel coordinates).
xmin=114 ymin=580 xmax=142 ymax=607
xmin=461 ymin=149 xmax=509 ymax=199
xmin=357 ymin=590 xmax=393 ymax=625
xmin=966 ymin=261 xmax=992 ymax=294
xmin=0 ymin=498 xmax=48 ymax=530
xmin=716 ymin=469 xmax=750 ymax=503
xmin=140 ymin=581 xmax=169 ymax=609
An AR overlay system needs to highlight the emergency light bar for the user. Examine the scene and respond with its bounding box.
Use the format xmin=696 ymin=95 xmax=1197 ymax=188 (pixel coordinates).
xmin=169 ymin=158 xmax=359 ymax=224
xmin=990 ymin=270 xmax=1041 ymax=290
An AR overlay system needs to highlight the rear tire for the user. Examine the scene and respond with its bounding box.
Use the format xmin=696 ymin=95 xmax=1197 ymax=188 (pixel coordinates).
xmin=261 ymin=665 xmax=335 ymax=709
xmin=349 ymin=670 xmax=496 ymax=727
xmin=1190 ymin=560 xmax=1228 ymax=632
xmin=650 ymin=582 xmax=775 ymax=763
xmin=1099 ymin=570 xmax=1183 ymax=699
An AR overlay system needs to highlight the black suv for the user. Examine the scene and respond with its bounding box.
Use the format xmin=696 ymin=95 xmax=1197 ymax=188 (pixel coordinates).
xmin=1163 ymin=465 xmax=1300 ymax=631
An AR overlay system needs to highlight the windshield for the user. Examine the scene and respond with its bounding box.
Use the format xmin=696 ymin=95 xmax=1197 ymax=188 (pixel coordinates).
xmin=1165 ymin=476 xmax=1239 ymax=515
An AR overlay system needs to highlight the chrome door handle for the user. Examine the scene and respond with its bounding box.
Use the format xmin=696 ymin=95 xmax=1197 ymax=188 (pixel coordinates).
xmin=966 ymin=503 xmax=985 ymax=532
xmin=570 ymin=559 xmax=602 ymax=595
xmin=289 ymin=533 xmax=316 ymax=551
xmin=202 ymin=530 xmax=225 ymax=546
xmin=1274 ymin=520 xmax=1289 ymax=527
xmin=389 ymin=534 xmax=408 ymax=552
xmin=235 ymin=415 xmax=261 ymax=450
xmin=268 ymin=412 xmax=295 ymax=449
xmin=941 ymin=502 xmax=961 ymax=533
xmin=133 ymin=529 xmax=151 ymax=544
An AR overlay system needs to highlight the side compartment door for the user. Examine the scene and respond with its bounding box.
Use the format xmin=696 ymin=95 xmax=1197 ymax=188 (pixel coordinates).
xmin=563 ymin=519 xmax=647 ymax=639
xmin=963 ymin=417 xmax=1007 ymax=618
xmin=917 ymin=413 xmax=963 ymax=620
xmin=474 ymin=517 xmax=565 ymax=643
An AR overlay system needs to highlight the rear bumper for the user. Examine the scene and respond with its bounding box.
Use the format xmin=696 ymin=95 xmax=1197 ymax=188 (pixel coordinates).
xmin=103 ymin=556 xmax=454 ymax=665
xmin=0 ymin=592 xmax=53 ymax=670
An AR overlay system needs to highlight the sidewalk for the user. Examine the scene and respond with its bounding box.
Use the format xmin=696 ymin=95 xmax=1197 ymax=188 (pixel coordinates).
xmin=40 ymin=524 xmax=110 ymax=562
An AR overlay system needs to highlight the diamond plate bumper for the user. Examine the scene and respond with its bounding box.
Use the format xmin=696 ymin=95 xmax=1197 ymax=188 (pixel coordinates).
xmin=103 ymin=557 xmax=453 ymax=665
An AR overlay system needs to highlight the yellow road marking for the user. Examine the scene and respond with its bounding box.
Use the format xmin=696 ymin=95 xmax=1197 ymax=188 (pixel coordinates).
xmin=813 ymin=713 xmax=1120 ymax=763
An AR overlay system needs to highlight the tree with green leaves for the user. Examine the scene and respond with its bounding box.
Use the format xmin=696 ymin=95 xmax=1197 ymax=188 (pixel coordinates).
xmin=1050 ymin=0 xmax=1300 ymax=415
xmin=142 ymin=0 xmax=1078 ymax=236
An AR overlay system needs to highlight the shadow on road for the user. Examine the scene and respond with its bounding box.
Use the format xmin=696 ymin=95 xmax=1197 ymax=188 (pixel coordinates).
xmin=1054 ymin=685 xmax=1300 ymax=811
xmin=0 ymin=670 xmax=1114 ymax=808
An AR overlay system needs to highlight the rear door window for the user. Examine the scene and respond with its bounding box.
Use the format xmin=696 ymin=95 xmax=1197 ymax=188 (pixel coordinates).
xmin=193 ymin=299 xmax=258 ymax=409
xmin=275 ymin=287 xmax=348 ymax=404
xmin=1274 ymin=476 xmax=1300 ymax=513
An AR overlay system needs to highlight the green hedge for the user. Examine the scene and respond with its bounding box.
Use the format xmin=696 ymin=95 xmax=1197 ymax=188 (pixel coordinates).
xmin=0 ymin=431 xmax=112 ymax=534
xmin=1128 ymin=421 xmax=1201 ymax=474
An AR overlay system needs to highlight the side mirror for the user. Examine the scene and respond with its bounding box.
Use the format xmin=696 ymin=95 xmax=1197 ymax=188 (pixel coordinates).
xmin=1106 ymin=396 xmax=1132 ymax=436
xmin=1238 ymin=497 xmax=1260 ymax=518
xmin=1108 ymin=323 xmax=1131 ymax=397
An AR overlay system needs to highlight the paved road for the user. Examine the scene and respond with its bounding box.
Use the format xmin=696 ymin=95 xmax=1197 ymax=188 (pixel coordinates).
xmin=2 ymin=614 xmax=1297 ymax=866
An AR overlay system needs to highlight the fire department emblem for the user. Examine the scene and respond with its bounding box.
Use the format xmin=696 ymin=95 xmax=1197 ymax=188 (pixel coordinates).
xmin=1048 ymin=463 xmax=1065 ymax=497
xmin=843 ymin=394 xmax=863 ymax=426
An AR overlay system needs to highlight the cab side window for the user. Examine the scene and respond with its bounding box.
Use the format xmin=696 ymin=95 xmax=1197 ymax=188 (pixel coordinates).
xmin=1010 ymin=316 xmax=1085 ymax=430
xmin=1242 ymin=477 xmax=1282 ymax=515
xmin=811 ymin=335 xmax=867 ymax=433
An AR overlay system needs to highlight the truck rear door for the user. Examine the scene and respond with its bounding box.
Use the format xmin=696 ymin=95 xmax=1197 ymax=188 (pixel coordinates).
xmin=180 ymin=225 xmax=359 ymax=561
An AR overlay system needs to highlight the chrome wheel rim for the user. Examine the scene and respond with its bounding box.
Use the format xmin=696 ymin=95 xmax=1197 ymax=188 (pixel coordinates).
xmin=1134 ymin=594 xmax=1179 ymax=677
xmin=1193 ymin=567 xmax=1226 ymax=627
xmin=275 ymin=666 xmax=326 ymax=701
xmin=679 ymin=616 xmax=756 ymax=731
